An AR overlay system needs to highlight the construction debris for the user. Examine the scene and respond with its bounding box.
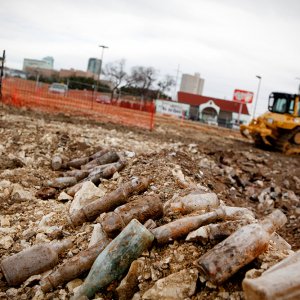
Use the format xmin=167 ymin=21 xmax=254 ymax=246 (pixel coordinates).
xmin=0 ymin=107 xmax=300 ymax=299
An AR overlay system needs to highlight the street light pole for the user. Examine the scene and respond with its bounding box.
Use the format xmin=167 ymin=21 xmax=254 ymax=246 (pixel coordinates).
xmin=252 ymin=75 xmax=262 ymax=119
xmin=92 ymin=45 xmax=108 ymax=108
xmin=98 ymin=45 xmax=108 ymax=85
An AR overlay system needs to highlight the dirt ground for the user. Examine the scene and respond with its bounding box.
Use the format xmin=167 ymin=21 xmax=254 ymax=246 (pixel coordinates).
xmin=0 ymin=105 xmax=299 ymax=300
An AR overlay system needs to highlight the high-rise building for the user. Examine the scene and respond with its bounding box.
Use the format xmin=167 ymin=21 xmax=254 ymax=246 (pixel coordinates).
xmin=43 ymin=56 xmax=54 ymax=69
xmin=87 ymin=58 xmax=102 ymax=75
xmin=179 ymin=73 xmax=205 ymax=95
xmin=23 ymin=56 xmax=54 ymax=71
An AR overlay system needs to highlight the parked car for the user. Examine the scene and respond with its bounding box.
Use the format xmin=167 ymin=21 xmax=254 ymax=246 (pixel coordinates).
xmin=48 ymin=83 xmax=68 ymax=95
xmin=96 ymin=95 xmax=111 ymax=104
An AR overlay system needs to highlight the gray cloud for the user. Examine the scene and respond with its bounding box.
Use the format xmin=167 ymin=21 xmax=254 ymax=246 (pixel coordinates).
xmin=1 ymin=0 xmax=300 ymax=115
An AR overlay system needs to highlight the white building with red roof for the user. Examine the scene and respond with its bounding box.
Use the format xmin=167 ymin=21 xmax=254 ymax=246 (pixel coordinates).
xmin=177 ymin=91 xmax=251 ymax=128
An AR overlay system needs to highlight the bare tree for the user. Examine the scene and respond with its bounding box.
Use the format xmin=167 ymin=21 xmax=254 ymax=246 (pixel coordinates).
xmin=104 ymin=59 xmax=127 ymax=100
xmin=157 ymin=75 xmax=175 ymax=99
xmin=126 ymin=66 xmax=158 ymax=99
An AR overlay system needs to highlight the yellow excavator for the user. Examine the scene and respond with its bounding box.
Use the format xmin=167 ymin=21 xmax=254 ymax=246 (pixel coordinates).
xmin=240 ymin=92 xmax=300 ymax=155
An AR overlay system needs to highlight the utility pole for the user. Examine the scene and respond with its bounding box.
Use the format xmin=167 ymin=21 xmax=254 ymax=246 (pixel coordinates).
xmin=0 ymin=50 xmax=5 ymax=100
xmin=173 ymin=64 xmax=181 ymax=101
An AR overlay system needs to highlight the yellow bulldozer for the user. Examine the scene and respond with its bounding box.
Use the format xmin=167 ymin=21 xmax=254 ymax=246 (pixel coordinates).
xmin=240 ymin=92 xmax=300 ymax=155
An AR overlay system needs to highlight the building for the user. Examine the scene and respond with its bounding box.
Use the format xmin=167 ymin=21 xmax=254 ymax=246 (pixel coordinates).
xmin=87 ymin=58 xmax=102 ymax=75
xmin=23 ymin=56 xmax=54 ymax=71
xmin=179 ymin=73 xmax=205 ymax=95
xmin=178 ymin=91 xmax=250 ymax=128
xmin=25 ymin=67 xmax=58 ymax=79
xmin=43 ymin=56 xmax=54 ymax=69
xmin=59 ymin=68 xmax=97 ymax=80
xmin=4 ymin=68 xmax=27 ymax=79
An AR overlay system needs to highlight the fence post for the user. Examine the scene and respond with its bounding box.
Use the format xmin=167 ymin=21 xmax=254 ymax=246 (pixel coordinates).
xmin=150 ymin=101 xmax=155 ymax=131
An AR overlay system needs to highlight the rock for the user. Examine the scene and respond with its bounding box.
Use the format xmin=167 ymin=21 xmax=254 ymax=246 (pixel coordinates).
xmin=0 ymin=144 xmax=5 ymax=155
xmin=293 ymin=176 xmax=300 ymax=189
xmin=0 ymin=216 xmax=10 ymax=227
xmin=258 ymin=188 xmax=271 ymax=203
xmin=22 ymin=228 xmax=36 ymax=241
xmin=11 ymin=183 xmax=34 ymax=202
xmin=245 ymin=186 xmax=256 ymax=198
xmin=66 ymin=279 xmax=83 ymax=293
xmin=171 ymin=165 xmax=190 ymax=188
xmin=116 ymin=260 xmax=144 ymax=300
xmin=132 ymin=292 xmax=141 ymax=300
xmin=38 ymin=212 xmax=55 ymax=228
xmin=124 ymin=151 xmax=136 ymax=158
xmin=0 ymin=227 xmax=16 ymax=235
xmin=88 ymin=223 xmax=107 ymax=248
xmin=6 ymin=288 xmax=18 ymax=298
xmin=69 ymin=181 xmax=106 ymax=214
xmin=58 ymin=191 xmax=73 ymax=201
xmin=58 ymin=289 xmax=68 ymax=300
xmin=0 ymin=236 xmax=14 ymax=249
xmin=112 ymin=171 xmax=120 ymax=180
xmin=282 ymin=190 xmax=299 ymax=204
xmin=244 ymin=268 xmax=264 ymax=280
xmin=32 ymin=288 xmax=45 ymax=300
xmin=270 ymin=233 xmax=292 ymax=251
xmin=255 ymin=180 xmax=264 ymax=188
xmin=0 ymin=180 xmax=11 ymax=189
xmin=142 ymin=269 xmax=198 ymax=300
xmin=283 ymin=179 xmax=290 ymax=189
xmin=199 ymin=158 xmax=216 ymax=169
xmin=35 ymin=233 xmax=50 ymax=243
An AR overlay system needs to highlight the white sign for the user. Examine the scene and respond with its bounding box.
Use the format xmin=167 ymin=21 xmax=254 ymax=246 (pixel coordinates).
xmin=233 ymin=89 xmax=254 ymax=104
xmin=155 ymin=99 xmax=190 ymax=118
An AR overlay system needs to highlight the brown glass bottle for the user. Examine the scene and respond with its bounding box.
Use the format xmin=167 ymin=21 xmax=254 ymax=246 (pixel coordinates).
xmin=197 ymin=209 xmax=287 ymax=285
xmin=1 ymin=238 xmax=72 ymax=286
xmin=101 ymin=195 xmax=163 ymax=237
xmin=69 ymin=177 xmax=151 ymax=227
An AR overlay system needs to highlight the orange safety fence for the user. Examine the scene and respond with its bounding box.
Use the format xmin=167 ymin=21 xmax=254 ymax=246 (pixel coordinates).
xmin=1 ymin=78 xmax=155 ymax=130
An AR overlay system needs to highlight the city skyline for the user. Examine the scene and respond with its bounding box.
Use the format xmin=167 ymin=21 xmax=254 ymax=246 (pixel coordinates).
xmin=1 ymin=0 xmax=300 ymax=116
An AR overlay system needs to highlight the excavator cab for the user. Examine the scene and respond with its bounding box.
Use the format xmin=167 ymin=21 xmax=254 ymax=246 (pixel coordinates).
xmin=240 ymin=92 xmax=300 ymax=154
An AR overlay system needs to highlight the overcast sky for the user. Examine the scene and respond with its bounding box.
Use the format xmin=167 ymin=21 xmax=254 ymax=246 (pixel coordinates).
xmin=1 ymin=0 xmax=300 ymax=116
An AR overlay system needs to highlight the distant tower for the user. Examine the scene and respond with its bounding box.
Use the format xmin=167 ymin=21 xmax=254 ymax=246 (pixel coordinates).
xmin=43 ymin=56 xmax=54 ymax=69
xmin=87 ymin=58 xmax=102 ymax=75
xmin=180 ymin=73 xmax=205 ymax=95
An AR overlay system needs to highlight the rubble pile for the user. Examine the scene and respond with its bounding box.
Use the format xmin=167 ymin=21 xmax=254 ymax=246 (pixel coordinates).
xmin=0 ymin=107 xmax=300 ymax=299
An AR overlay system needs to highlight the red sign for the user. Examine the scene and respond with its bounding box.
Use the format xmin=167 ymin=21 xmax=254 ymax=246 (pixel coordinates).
xmin=233 ymin=89 xmax=253 ymax=104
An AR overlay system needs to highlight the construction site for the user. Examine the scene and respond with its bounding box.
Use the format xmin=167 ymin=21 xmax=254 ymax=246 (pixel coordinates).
xmin=0 ymin=74 xmax=299 ymax=300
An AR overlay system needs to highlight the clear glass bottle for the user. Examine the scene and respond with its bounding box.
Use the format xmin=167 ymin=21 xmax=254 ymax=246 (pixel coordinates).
xmin=197 ymin=209 xmax=287 ymax=285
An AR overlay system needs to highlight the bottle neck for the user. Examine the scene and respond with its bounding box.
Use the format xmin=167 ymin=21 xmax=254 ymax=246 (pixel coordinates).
xmin=260 ymin=209 xmax=287 ymax=234
xmin=50 ymin=238 xmax=73 ymax=254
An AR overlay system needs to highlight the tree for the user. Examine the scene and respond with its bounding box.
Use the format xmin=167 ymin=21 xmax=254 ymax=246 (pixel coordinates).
xmin=126 ymin=66 xmax=158 ymax=100
xmin=104 ymin=59 xmax=127 ymax=100
xmin=157 ymin=75 xmax=175 ymax=99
